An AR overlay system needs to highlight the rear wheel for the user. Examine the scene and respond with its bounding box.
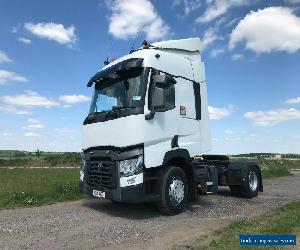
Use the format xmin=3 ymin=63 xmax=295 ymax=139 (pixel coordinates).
xmin=156 ymin=166 xmax=188 ymax=215
xmin=230 ymin=166 xmax=260 ymax=198
xmin=229 ymin=185 xmax=241 ymax=197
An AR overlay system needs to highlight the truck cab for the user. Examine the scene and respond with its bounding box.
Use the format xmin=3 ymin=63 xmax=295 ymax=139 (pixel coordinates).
xmin=80 ymin=38 xmax=263 ymax=215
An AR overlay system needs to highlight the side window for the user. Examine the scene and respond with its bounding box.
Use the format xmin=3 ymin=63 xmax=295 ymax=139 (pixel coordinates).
xmin=165 ymin=82 xmax=175 ymax=110
xmin=193 ymin=82 xmax=201 ymax=120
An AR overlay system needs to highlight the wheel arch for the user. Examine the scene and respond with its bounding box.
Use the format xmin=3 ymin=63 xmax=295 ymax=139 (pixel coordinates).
xmin=162 ymin=149 xmax=197 ymax=201
xmin=227 ymin=160 xmax=263 ymax=192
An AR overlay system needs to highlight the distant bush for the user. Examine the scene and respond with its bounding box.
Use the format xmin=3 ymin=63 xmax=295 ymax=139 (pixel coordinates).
xmin=35 ymin=149 xmax=43 ymax=158
xmin=0 ymin=152 xmax=81 ymax=168
xmin=258 ymin=158 xmax=299 ymax=178
xmin=13 ymin=151 xmax=26 ymax=158
xmin=0 ymin=158 xmax=31 ymax=167
xmin=258 ymin=158 xmax=300 ymax=170
xmin=43 ymin=153 xmax=80 ymax=167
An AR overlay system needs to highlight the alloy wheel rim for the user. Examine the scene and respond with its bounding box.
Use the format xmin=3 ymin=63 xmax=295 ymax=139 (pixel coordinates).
xmin=249 ymin=170 xmax=258 ymax=192
xmin=168 ymin=177 xmax=184 ymax=206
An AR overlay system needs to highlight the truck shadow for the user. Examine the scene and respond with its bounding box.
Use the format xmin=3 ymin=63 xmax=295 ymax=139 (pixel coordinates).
xmin=217 ymin=188 xmax=234 ymax=197
xmin=81 ymin=188 xmax=234 ymax=220
xmin=81 ymin=198 xmax=161 ymax=219
xmin=81 ymin=188 xmax=251 ymax=219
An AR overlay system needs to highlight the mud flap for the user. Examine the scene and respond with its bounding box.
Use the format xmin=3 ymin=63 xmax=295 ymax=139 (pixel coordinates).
xmin=227 ymin=160 xmax=263 ymax=192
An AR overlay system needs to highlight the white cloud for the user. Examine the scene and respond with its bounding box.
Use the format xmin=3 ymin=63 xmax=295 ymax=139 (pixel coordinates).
xmin=231 ymin=53 xmax=244 ymax=60
xmin=59 ymin=95 xmax=90 ymax=106
xmin=0 ymin=70 xmax=27 ymax=85
xmin=244 ymin=108 xmax=300 ymax=126
xmin=0 ymin=91 xmax=88 ymax=115
xmin=1 ymin=132 xmax=15 ymax=137
xmin=107 ymin=0 xmax=170 ymax=40
xmin=172 ymin=0 xmax=202 ymax=15
xmin=225 ymin=129 xmax=234 ymax=134
xmin=225 ymin=137 xmax=241 ymax=141
xmin=24 ymin=132 xmax=41 ymax=137
xmin=24 ymin=22 xmax=78 ymax=46
xmin=286 ymin=97 xmax=300 ymax=104
xmin=24 ymin=118 xmax=44 ymax=129
xmin=183 ymin=0 xmax=202 ymax=15
xmin=229 ymin=7 xmax=300 ymax=53
xmin=0 ymin=127 xmax=82 ymax=151
xmin=196 ymin=0 xmax=229 ymax=23
xmin=284 ymin=0 xmax=300 ymax=3
xmin=201 ymin=27 xmax=220 ymax=50
xmin=26 ymin=124 xmax=44 ymax=129
xmin=0 ymin=51 xmax=13 ymax=63
xmin=18 ymin=37 xmax=32 ymax=44
xmin=196 ymin=0 xmax=252 ymax=23
xmin=11 ymin=26 xmax=18 ymax=33
xmin=225 ymin=17 xmax=239 ymax=28
xmin=56 ymin=128 xmax=79 ymax=134
xmin=209 ymin=105 xmax=232 ymax=120
xmin=210 ymin=48 xmax=225 ymax=57
xmin=28 ymin=118 xmax=40 ymax=124
xmin=172 ymin=0 xmax=181 ymax=8
xmin=0 ymin=105 xmax=31 ymax=115
xmin=1 ymin=90 xmax=59 ymax=108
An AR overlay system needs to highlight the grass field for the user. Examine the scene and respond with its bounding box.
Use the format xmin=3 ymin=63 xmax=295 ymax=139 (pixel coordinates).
xmin=0 ymin=150 xmax=80 ymax=168
xmin=0 ymin=155 xmax=299 ymax=209
xmin=175 ymin=201 xmax=300 ymax=250
xmin=0 ymin=168 xmax=86 ymax=209
xmin=258 ymin=159 xmax=297 ymax=178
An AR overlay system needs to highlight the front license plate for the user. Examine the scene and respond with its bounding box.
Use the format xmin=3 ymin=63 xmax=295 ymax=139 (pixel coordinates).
xmin=92 ymin=190 xmax=105 ymax=198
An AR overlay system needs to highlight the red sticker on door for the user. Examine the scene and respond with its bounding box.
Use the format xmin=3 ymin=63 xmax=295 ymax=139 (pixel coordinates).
xmin=180 ymin=106 xmax=186 ymax=116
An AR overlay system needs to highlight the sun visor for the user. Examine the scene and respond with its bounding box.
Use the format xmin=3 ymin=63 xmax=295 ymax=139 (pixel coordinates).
xmin=87 ymin=58 xmax=144 ymax=87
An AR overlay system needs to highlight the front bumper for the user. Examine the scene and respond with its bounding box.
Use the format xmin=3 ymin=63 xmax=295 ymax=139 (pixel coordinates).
xmin=80 ymin=145 xmax=160 ymax=203
xmin=79 ymin=180 xmax=159 ymax=203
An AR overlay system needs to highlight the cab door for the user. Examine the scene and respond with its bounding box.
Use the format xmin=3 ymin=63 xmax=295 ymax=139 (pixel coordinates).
xmin=176 ymin=78 xmax=201 ymax=157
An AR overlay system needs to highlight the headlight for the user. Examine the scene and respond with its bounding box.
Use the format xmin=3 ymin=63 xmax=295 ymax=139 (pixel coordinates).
xmin=119 ymin=155 xmax=143 ymax=177
xmin=80 ymin=159 xmax=86 ymax=170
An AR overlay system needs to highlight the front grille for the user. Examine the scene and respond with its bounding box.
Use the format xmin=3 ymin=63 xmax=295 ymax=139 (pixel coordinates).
xmin=85 ymin=160 xmax=117 ymax=189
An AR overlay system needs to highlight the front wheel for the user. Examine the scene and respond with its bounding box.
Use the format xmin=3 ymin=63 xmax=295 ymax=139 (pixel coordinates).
xmin=156 ymin=166 xmax=188 ymax=215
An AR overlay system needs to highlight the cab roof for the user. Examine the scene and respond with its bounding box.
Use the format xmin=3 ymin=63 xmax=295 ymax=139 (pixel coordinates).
xmin=152 ymin=37 xmax=201 ymax=52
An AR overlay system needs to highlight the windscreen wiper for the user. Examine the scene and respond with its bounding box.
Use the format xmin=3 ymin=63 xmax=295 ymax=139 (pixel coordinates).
xmin=86 ymin=107 xmax=136 ymax=123
xmin=105 ymin=106 xmax=136 ymax=120
xmin=87 ymin=111 xmax=106 ymax=117
xmin=111 ymin=106 xmax=136 ymax=111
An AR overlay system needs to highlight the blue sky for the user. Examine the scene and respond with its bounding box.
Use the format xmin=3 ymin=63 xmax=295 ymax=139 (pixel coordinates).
xmin=0 ymin=0 xmax=300 ymax=154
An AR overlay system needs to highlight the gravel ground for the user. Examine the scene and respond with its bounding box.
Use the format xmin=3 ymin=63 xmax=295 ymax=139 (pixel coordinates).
xmin=0 ymin=172 xmax=299 ymax=250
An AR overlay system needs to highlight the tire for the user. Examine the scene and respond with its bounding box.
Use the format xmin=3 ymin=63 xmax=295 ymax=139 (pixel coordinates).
xmin=229 ymin=185 xmax=241 ymax=197
xmin=156 ymin=166 xmax=188 ymax=215
xmin=230 ymin=166 xmax=260 ymax=198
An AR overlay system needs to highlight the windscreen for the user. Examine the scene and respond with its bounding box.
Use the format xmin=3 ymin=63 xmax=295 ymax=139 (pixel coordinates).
xmin=89 ymin=68 xmax=145 ymax=114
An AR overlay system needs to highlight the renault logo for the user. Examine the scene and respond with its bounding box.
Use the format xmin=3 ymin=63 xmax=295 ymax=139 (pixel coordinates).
xmin=97 ymin=162 xmax=103 ymax=168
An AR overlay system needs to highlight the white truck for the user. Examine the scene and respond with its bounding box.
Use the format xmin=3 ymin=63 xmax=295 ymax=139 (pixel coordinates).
xmin=79 ymin=38 xmax=263 ymax=215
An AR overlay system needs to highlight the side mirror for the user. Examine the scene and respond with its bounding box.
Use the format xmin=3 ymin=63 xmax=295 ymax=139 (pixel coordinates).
xmin=153 ymin=74 xmax=176 ymax=87
xmin=145 ymin=74 xmax=176 ymax=120
xmin=152 ymin=86 xmax=165 ymax=110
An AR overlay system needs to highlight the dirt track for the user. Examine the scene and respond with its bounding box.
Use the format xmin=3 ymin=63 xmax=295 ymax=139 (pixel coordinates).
xmin=0 ymin=172 xmax=299 ymax=250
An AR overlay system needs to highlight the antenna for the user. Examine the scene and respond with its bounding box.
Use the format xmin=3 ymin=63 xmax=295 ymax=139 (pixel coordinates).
xmin=108 ymin=35 xmax=114 ymax=59
xmin=104 ymin=56 xmax=109 ymax=66
xmin=103 ymin=35 xmax=114 ymax=66
xmin=129 ymin=27 xmax=140 ymax=54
